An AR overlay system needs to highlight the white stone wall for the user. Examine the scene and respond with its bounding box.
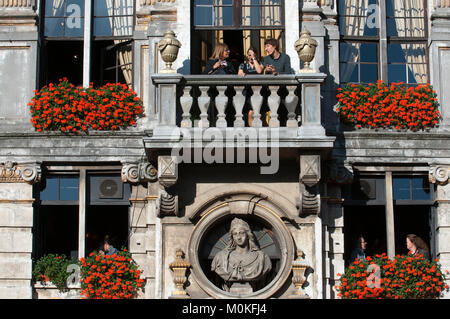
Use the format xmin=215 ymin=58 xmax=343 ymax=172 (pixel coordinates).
xmin=0 ymin=183 xmax=34 ymax=299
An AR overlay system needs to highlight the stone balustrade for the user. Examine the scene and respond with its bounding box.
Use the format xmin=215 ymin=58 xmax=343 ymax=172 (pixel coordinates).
xmin=435 ymin=0 xmax=450 ymax=8
xmin=0 ymin=0 xmax=33 ymax=7
xmin=151 ymin=74 xmax=328 ymax=138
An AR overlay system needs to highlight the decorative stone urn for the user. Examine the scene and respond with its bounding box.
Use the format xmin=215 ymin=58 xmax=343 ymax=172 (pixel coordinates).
xmin=169 ymin=248 xmax=191 ymax=299
xmin=157 ymin=30 xmax=182 ymax=73
xmin=289 ymin=250 xmax=310 ymax=299
xmin=294 ymin=28 xmax=318 ymax=73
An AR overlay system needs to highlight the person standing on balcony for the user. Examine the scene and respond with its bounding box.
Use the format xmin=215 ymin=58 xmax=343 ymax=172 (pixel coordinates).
xmin=204 ymin=43 xmax=236 ymax=75
xmin=263 ymin=38 xmax=293 ymax=75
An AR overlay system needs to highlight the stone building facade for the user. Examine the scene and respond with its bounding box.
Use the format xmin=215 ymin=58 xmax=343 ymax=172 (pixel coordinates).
xmin=0 ymin=0 xmax=449 ymax=299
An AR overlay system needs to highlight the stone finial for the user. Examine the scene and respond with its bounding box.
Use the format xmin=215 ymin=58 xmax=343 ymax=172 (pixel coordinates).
xmin=289 ymin=250 xmax=310 ymax=299
xmin=0 ymin=161 xmax=41 ymax=184
xmin=158 ymin=30 xmax=181 ymax=74
xmin=169 ymin=248 xmax=191 ymax=299
xmin=294 ymin=28 xmax=318 ymax=73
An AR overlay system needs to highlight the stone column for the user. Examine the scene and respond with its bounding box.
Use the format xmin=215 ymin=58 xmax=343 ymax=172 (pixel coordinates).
xmin=321 ymin=0 xmax=340 ymax=133
xmin=322 ymin=160 xmax=352 ymax=299
xmin=430 ymin=166 xmax=450 ymax=299
xmin=142 ymin=0 xmax=190 ymax=131
xmin=0 ymin=1 xmax=38 ymax=132
xmin=0 ymin=161 xmax=41 ymax=299
xmin=430 ymin=2 xmax=450 ymax=131
xmin=122 ymin=161 xmax=158 ymax=299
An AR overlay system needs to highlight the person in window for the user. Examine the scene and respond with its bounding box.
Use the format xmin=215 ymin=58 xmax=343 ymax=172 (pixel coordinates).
xmin=238 ymin=47 xmax=264 ymax=76
xmin=263 ymin=38 xmax=293 ymax=75
xmin=204 ymin=43 xmax=236 ymax=75
xmin=406 ymin=234 xmax=430 ymax=260
xmin=350 ymin=235 xmax=367 ymax=263
xmin=99 ymin=235 xmax=118 ymax=256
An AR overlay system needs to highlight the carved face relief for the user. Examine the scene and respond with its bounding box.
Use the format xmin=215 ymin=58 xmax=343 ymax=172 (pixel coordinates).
xmin=231 ymin=226 xmax=248 ymax=248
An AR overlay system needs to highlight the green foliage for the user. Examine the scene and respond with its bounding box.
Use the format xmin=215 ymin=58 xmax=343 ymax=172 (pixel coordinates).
xmin=32 ymin=254 xmax=79 ymax=292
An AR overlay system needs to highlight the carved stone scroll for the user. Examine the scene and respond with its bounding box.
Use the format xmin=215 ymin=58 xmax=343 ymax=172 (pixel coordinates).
xmin=429 ymin=166 xmax=450 ymax=185
xmin=121 ymin=161 xmax=158 ymax=184
xmin=0 ymin=161 xmax=41 ymax=184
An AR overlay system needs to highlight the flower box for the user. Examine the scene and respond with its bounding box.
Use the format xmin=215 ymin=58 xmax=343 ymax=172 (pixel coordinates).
xmin=28 ymin=79 xmax=144 ymax=134
xmin=336 ymin=81 xmax=441 ymax=131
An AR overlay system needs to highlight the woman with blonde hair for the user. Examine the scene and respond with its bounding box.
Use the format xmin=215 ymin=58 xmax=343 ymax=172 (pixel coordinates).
xmin=204 ymin=43 xmax=236 ymax=75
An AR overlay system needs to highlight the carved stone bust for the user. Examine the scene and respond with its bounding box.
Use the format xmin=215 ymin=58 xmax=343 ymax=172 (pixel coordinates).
xmin=211 ymin=218 xmax=272 ymax=294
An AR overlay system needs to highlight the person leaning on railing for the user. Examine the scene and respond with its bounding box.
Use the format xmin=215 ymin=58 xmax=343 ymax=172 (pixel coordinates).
xmin=203 ymin=43 xmax=237 ymax=75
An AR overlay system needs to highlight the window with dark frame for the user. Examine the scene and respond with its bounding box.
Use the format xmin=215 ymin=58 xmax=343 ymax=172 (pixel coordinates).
xmin=342 ymin=172 xmax=434 ymax=264
xmin=192 ymin=0 xmax=285 ymax=74
xmin=338 ymin=0 xmax=428 ymax=85
xmin=33 ymin=171 xmax=131 ymax=261
xmin=40 ymin=0 xmax=134 ymax=87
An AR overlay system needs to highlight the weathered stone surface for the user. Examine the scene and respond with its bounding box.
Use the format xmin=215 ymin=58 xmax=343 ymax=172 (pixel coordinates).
xmin=0 ymin=229 xmax=32 ymax=253
xmin=0 ymin=256 xmax=31 ymax=279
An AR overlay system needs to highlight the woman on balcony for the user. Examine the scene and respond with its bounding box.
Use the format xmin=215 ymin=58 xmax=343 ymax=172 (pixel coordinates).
xmin=238 ymin=47 xmax=264 ymax=76
xmin=238 ymin=47 xmax=263 ymax=126
xmin=204 ymin=43 xmax=236 ymax=75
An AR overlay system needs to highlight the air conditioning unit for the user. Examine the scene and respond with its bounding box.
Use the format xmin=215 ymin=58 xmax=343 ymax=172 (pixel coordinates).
xmin=98 ymin=177 xmax=123 ymax=199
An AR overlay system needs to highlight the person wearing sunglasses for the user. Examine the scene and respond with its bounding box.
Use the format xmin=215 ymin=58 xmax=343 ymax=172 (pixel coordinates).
xmin=204 ymin=43 xmax=236 ymax=75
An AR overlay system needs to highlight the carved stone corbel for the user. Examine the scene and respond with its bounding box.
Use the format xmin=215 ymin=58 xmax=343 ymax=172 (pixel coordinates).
xmin=0 ymin=161 xmax=41 ymax=184
xmin=429 ymin=166 xmax=450 ymax=185
xmin=168 ymin=248 xmax=191 ymax=299
xmin=299 ymin=155 xmax=321 ymax=216
xmin=157 ymin=156 xmax=179 ymax=217
xmin=121 ymin=161 xmax=158 ymax=184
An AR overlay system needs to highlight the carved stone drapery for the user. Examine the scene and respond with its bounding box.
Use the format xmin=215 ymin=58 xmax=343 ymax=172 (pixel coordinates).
xmin=0 ymin=161 xmax=41 ymax=184
xmin=429 ymin=166 xmax=450 ymax=185
xmin=121 ymin=161 xmax=158 ymax=184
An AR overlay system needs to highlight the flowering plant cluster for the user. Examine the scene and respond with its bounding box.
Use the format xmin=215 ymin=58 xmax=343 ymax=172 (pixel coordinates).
xmin=336 ymin=81 xmax=441 ymax=131
xmin=29 ymin=78 xmax=143 ymax=133
xmin=80 ymin=250 xmax=144 ymax=299
xmin=336 ymin=253 xmax=449 ymax=299
xmin=32 ymin=254 xmax=78 ymax=292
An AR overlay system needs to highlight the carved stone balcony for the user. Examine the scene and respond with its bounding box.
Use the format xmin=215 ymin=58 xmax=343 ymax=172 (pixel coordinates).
xmin=144 ymin=74 xmax=335 ymax=156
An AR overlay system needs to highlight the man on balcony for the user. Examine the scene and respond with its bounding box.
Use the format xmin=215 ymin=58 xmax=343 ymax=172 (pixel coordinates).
xmin=263 ymin=38 xmax=294 ymax=75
